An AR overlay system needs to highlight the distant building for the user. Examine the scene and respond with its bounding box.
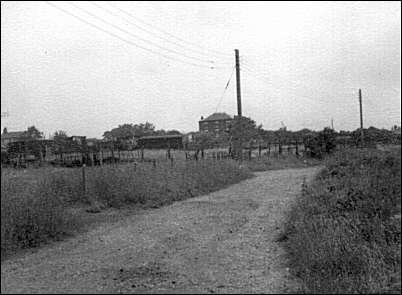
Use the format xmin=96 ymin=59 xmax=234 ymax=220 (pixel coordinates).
xmin=392 ymin=126 xmax=401 ymax=135
xmin=198 ymin=112 xmax=233 ymax=136
xmin=1 ymin=128 xmax=26 ymax=151
xmin=70 ymin=136 xmax=86 ymax=145
xmin=86 ymin=138 xmax=99 ymax=147
xmin=183 ymin=132 xmax=197 ymax=143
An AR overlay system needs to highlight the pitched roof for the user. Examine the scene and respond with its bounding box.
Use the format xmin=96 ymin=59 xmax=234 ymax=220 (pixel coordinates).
xmin=200 ymin=112 xmax=233 ymax=122
xmin=1 ymin=131 xmax=26 ymax=139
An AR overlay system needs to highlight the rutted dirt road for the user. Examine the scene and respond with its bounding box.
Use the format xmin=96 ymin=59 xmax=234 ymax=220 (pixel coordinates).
xmin=1 ymin=167 xmax=320 ymax=294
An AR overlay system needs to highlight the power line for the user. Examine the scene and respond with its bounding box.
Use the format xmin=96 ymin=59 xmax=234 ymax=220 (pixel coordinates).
xmin=106 ymin=1 xmax=231 ymax=59
xmin=241 ymin=66 xmax=358 ymax=108
xmin=215 ymin=65 xmax=236 ymax=112
xmin=68 ymin=2 xmax=220 ymax=66
xmin=93 ymin=2 xmax=233 ymax=65
xmin=46 ymin=2 xmax=228 ymax=70
xmin=241 ymin=67 xmax=334 ymax=109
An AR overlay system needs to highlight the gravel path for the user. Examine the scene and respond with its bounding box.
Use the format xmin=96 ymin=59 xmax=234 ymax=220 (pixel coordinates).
xmin=1 ymin=167 xmax=320 ymax=294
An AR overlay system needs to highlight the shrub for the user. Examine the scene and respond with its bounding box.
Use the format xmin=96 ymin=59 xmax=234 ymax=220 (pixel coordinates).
xmin=304 ymin=127 xmax=337 ymax=158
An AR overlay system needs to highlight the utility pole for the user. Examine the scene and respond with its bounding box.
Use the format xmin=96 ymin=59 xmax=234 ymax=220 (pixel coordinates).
xmin=331 ymin=118 xmax=334 ymax=130
xmin=1 ymin=111 xmax=10 ymax=133
xmin=359 ymin=89 xmax=364 ymax=146
xmin=235 ymin=49 xmax=242 ymax=117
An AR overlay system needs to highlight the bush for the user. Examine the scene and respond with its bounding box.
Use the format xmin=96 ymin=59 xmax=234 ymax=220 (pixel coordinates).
xmin=284 ymin=148 xmax=401 ymax=293
xmin=304 ymin=127 xmax=337 ymax=158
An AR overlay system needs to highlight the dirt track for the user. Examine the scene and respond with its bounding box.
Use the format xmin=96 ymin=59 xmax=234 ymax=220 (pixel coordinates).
xmin=1 ymin=167 xmax=320 ymax=294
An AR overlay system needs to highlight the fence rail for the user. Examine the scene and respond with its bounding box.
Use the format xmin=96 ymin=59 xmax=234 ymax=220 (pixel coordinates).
xmin=1 ymin=141 xmax=310 ymax=168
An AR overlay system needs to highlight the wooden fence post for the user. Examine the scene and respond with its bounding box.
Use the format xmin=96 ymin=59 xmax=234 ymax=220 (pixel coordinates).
xmin=82 ymin=164 xmax=86 ymax=195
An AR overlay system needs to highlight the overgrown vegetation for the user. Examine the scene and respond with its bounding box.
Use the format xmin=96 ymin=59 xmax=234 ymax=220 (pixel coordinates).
xmin=1 ymin=160 xmax=252 ymax=258
xmin=304 ymin=127 xmax=337 ymax=158
xmin=284 ymin=148 xmax=401 ymax=293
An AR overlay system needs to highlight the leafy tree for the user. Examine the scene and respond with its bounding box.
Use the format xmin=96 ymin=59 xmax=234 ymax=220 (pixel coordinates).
xmin=102 ymin=122 xmax=157 ymax=140
xmin=228 ymin=116 xmax=262 ymax=159
xmin=165 ymin=130 xmax=182 ymax=135
xmin=229 ymin=116 xmax=260 ymax=145
xmin=133 ymin=122 xmax=156 ymax=137
xmin=304 ymin=127 xmax=336 ymax=158
xmin=23 ymin=126 xmax=43 ymax=140
xmin=53 ymin=130 xmax=69 ymax=153
xmin=193 ymin=132 xmax=215 ymax=150
xmin=53 ymin=130 xmax=68 ymax=140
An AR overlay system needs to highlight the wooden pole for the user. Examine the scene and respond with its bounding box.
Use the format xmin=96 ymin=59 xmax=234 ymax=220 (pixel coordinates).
xmin=235 ymin=49 xmax=242 ymax=117
xmin=82 ymin=164 xmax=86 ymax=195
xmin=359 ymin=88 xmax=364 ymax=147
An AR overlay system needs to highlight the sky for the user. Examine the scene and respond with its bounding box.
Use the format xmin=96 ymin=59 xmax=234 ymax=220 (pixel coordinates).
xmin=1 ymin=1 xmax=401 ymax=138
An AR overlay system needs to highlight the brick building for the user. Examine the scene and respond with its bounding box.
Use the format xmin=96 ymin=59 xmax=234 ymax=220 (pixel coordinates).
xmin=198 ymin=112 xmax=233 ymax=136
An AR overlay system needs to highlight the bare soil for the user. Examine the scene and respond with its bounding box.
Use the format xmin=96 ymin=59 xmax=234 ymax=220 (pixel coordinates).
xmin=1 ymin=167 xmax=320 ymax=294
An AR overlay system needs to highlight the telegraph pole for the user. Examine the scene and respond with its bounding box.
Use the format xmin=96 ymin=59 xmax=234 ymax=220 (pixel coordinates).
xmin=359 ymin=89 xmax=364 ymax=146
xmin=235 ymin=49 xmax=242 ymax=117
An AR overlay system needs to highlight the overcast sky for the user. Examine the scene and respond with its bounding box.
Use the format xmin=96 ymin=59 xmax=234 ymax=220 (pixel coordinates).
xmin=1 ymin=1 xmax=401 ymax=138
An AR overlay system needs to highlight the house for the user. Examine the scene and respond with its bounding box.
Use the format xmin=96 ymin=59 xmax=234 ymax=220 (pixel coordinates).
xmin=198 ymin=112 xmax=233 ymax=136
xmin=392 ymin=126 xmax=401 ymax=135
xmin=1 ymin=128 xmax=26 ymax=151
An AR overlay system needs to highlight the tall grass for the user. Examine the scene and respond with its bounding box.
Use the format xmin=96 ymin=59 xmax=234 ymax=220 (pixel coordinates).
xmin=1 ymin=173 xmax=72 ymax=254
xmin=284 ymin=148 xmax=401 ymax=293
xmin=1 ymin=159 xmax=252 ymax=257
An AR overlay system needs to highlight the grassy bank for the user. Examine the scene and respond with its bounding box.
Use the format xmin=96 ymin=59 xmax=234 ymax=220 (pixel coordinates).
xmin=1 ymin=159 xmax=252 ymax=258
xmin=284 ymin=148 xmax=401 ymax=293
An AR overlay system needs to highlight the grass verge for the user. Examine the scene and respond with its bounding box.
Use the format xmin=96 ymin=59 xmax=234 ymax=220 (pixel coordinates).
xmin=1 ymin=159 xmax=252 ymax=259
xmin=283 ymin=148 xmax=401 ymax=293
